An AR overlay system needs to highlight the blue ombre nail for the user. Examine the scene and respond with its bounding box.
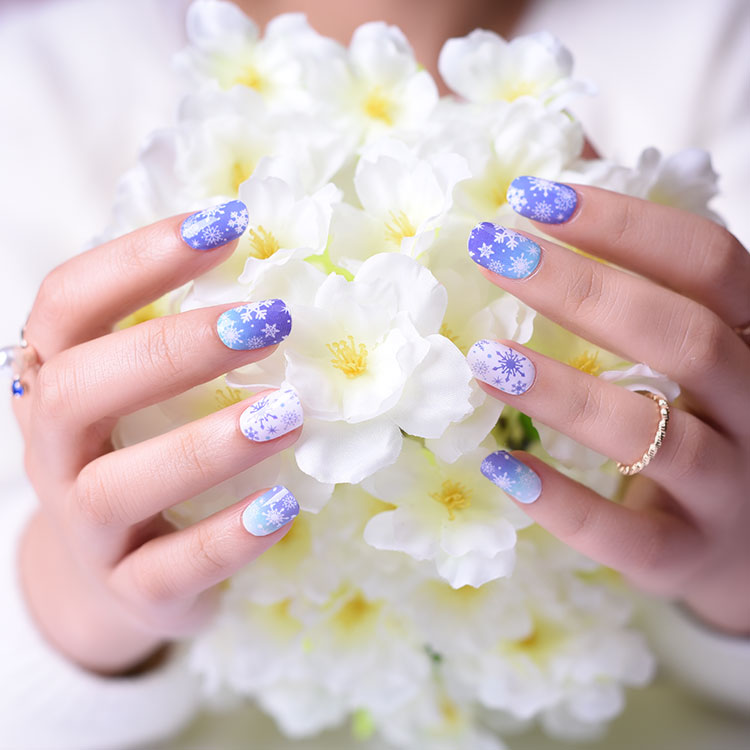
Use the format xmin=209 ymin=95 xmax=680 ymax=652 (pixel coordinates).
xmin=217 ymin=299 xmax=292 ymax=350
xmin=242 ymin=485 xmax=299 ymax=536
xmin=468 ymin=223 xmax=541 ymax=279
xmin=481 ymin=451 xmax=542 ymax=504
xmin=507 ymin=176 xmax=577 ymax=224
xmin=181 ymin=199 xmax=249 ymax=250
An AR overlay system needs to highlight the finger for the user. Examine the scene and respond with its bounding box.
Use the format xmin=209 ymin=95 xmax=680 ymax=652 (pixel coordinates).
xmin=480 ymin=450 xmax=702 ymax=596
xmin=107 ymin=485 xmax=299 ymax=630
xmin=25 ymin=201 xmax=249 ymax=359
xmin=467 ymin=223 xmax=750 ymax=432
xmin=31 ymin=299 xmax=292 ymax=456
xmin=506 ymin=179 xmax=750 ymax=327
xmin=70 ymin=389 xmax=303 ymax=565
xmin=467 ymin=339 xmax=738 ymax=523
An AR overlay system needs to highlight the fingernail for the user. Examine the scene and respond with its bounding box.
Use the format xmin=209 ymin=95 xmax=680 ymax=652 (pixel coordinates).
xmin=240 ymin=386 xmax=303 ymax=442
xmin=468 ymin=223 xmax=541 ymax=279
xmin=181 ymin=199 xmax=249 ymax=250
xmin=467 ymin=340 xmax=535 ymax=395
xmin=507 ymin=176 xmax=577 ymax=224
xmin=217 ymin=299 xmax=292 ymax=350
xmin=242 ymin=485 xmax=299 ymax=536
xmin=481 ymin=451 xmax=542 ymax=504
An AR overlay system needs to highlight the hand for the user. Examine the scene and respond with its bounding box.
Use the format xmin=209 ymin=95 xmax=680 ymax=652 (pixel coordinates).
xmin=467 ymin=179 xmax=750 ymax=635
xmin=13 ymin=202 xmax=303 ymax=675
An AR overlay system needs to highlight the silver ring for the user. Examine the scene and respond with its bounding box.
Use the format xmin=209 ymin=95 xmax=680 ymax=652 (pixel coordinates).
xmin=1 ymin=320 xmax=38 ymax=398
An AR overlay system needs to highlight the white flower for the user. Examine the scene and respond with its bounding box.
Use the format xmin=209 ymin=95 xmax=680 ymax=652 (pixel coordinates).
xmin=451 ymin=98 xmax=584 ymax=220
xmin=625 ymin=147 xmax=724 ymax=223
xmin=228 ymin=254 xmax=473 ymax=484
xmin=234 ymin=172 xmax=339 ymax=283
xmin=306 ymin=21 xmax=439 ymax=141
xmin=177 ymin=1 xmax=338 ymax=108
xmin=328 ymin=139 xmax=470 ymax=270
xmin=439 ymin=30 xmax=593 ymax=109
xmin=363 ymin=439 xmax=533 ymax=588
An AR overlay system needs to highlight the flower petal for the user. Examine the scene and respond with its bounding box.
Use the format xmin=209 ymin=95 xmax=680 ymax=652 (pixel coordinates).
xmin=295 ymin=416 xmax=402 ymax=484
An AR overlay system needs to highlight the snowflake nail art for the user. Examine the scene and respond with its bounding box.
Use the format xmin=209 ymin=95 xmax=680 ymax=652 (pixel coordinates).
xmin=241 ymin=485 xmax=299 ymax=536
xmin=240 ymin=386 xmax=303 ymax=442
xmin=217 ymin=299 xmax=292 ymax=350
xmin=467 ymin=222 xmax=541 ymax=279
xmin=467 ymin=339 xmax=535 ymax=394
xmin=481 ymin=451 xmax=542 ymax=504
xmin=181 ymin=199 xmax=249 ymax=250
xmin=506 ymin=176 xmax=577 ymax=224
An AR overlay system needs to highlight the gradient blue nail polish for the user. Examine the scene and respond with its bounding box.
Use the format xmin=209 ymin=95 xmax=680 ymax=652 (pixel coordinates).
xmin=181 ymin=199 xmax=249 ymax=250
xmin=242 ymin=485 xmax=299 ymax=536
xmin=481 ymin=450 xmax=542 ymax=504
xmin=467 ymin=340 xmax=535 ymax=395
xmin=468 ymin=223 xmax=541 ymax=279
xmin=217 ymin=299 xmax=292 ymax=350
xmin=507 ymin=176 xmax=577 ymax=224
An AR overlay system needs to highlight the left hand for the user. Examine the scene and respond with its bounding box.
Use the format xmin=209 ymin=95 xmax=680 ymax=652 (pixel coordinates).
xmin=467 ymin=180 xmax=750 ymax=636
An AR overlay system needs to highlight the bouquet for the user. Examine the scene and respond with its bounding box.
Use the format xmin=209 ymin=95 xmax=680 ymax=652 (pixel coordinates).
xmin=103 ymin=1 xmax=721 ymax=746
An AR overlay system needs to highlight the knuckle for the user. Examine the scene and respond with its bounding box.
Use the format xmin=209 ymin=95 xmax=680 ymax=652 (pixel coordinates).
xmin=673 ymin=308 xmax=727 ymax=382
xmin=130 ymin=560 xmax=176 ymax=607
xmin=74 ymin=461 xmax=121 ymax=528
xmin=173 ymin=429 xmax=214 ymax=487
xmin=134 ymin=318 xmax=184 ymax=382
xmin=34 ymin=266 xmax=74 ymax=324
xmin=33 ymin=361 xmax=69 ymax=423
xmin=628 ymin=518 xmax=674 ymax=577
xmin=188 ymin=524 xmax=230 ymax=581
xmin=659 ymin=416 xmax=710 ymax=484
xmin=558 ymin=497 xmax=596 ymax=547
xmin=568 ymin=378 xmax=606 ymax=433
xmin=563 ymin=262 xmax=606 ymax=320
xmin=608 ymin=198 xmax=639 ymax=251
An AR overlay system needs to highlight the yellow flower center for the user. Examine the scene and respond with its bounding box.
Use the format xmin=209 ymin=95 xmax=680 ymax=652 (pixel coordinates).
xmin=214 ymin=386 xmax=245 ymax=409
xmin=327 ymin=335 xmax=369 ymax=378
xmin=229 ymin=158 xmax=255 ymax=194
xmin=495 ymin=80 xmax=540 ymax=102
xmin=384 ymin=210 xmax=417 ymax=246
xmin=363 ymin=86 xmax=394 ymax=125
xmin=439 ymin=322 xmax=463 ymax=352
xmin=431 ymin=479 xmax=472 ymax=520
xmin=568 ymin=350 xmax=602 ymax=376
xmin=248 ymin=225 xmax=280 ymax=259
xmin=234 ymin=65 xmax=266 ymax=92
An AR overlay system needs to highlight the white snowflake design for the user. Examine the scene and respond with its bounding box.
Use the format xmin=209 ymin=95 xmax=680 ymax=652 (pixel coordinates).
xmin=467 ymin=340 xmax=535 ymax=396
xmin=240 ymin=386 xmax=304 ymax=442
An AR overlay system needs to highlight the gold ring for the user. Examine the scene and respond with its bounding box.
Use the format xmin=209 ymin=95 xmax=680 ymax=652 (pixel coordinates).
xmin=617 ymin=390 xmax=670 ymax=476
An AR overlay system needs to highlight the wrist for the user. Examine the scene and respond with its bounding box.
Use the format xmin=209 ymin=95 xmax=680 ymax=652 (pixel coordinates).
xmin=19 ymin=510 xmax=169 ymax=675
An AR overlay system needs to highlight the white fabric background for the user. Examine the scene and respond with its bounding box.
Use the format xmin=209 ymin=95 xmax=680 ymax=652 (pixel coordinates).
xmin=0 ymin=1 xmax=749 ymax=748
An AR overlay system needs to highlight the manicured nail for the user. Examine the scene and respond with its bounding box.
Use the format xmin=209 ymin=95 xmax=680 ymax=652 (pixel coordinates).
xmin=217 ymin=299 xmax=292 ymax=350
xmin=242 ymin=485 xmax=299 ymax=536
xmin=468 ymin=223 xmax=541 ymax=279
xmin=181 ymin=199 xmax=249 ymax=250
xmin=481 ymin=451 xmax=542 ymax=504
xmin=240 ymin=386 xmax=303 ymax=442
xmin=507 ymin=176 xmax=577 ymax=224
xmin=467 ymin=339 xmax=535 ymax=395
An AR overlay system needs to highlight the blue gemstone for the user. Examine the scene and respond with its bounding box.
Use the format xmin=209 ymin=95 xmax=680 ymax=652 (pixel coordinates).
xmin=11 ymin=378 xmax=24 ymax=397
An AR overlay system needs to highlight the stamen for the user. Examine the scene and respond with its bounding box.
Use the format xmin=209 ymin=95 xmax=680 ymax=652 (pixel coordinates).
xmin=327 ymin=335 xmax=369 ymax=378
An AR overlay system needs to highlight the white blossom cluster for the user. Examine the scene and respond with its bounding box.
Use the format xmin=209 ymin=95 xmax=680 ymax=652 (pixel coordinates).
xmin=107 ymin=1 xmax=722 ymax=746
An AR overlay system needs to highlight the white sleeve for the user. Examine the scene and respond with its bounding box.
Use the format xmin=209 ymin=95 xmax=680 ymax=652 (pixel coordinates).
xmin=0 ymin=477 xmax=202 ymax=750
xmin=634 ymin=592 xmax=750 ymax=716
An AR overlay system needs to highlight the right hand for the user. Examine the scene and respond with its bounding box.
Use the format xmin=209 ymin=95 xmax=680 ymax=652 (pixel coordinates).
xmin=12 ymin=204 xmax=302 ymax=675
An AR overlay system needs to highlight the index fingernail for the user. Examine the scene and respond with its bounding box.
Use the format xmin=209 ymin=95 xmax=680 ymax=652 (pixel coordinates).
xmin=242 ymin=485 xmax=299 ymax=536
xmin=468 ymin=222 xmax=541 ymax=279
xmin=481 ymin=451 xmax=542 ymax=504
xmin=181 ymin=199 xmax=249 ymax=250
xmin=507 ymin=176 xmax=578 ymax=224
